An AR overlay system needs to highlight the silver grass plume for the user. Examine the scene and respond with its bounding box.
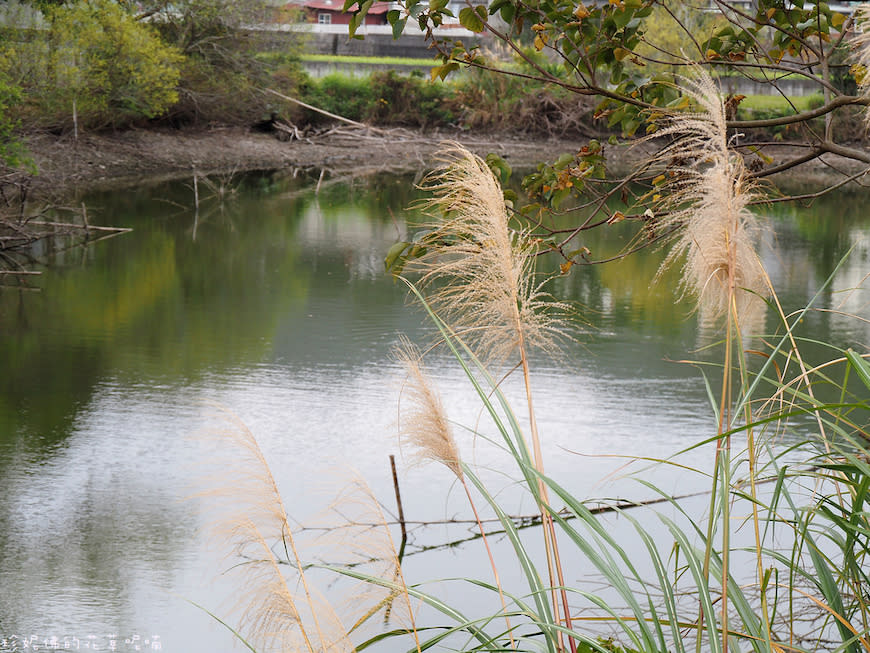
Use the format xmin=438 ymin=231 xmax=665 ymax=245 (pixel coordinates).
xmin=652 ymin=70 xmax=768 ymax=325
xmin=198 ymin=407 xmax=351 ymax=653
xmin=393 ymin=339 xmax=515 ymax=645
xmin=411 ymin=143 xmax=568 ymax=364
xmin=410 ymin=146 xmax=573 ymax=635
xmin=395 ymin=337 xmax=463 ymax=479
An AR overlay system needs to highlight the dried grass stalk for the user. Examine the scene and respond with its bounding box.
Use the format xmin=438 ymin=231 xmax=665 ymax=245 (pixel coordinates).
xmin=652 ymin=71 xmax=768 ymax=326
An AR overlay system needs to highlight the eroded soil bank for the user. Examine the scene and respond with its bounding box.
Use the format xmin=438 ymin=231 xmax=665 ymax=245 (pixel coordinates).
xmin=20 ymin=126 xmax=594 ymax=197
xmin=17 ymin=124 xmax=866 ymax=199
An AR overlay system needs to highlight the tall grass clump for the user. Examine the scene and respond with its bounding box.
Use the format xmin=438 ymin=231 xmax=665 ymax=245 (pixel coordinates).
xmin=198 ymin=72 xmax=869 ymax=653
xmin=651 ymin=68 xmax=771 ymax=653
xmin=408 ymin=143 xmax=579 ymax=647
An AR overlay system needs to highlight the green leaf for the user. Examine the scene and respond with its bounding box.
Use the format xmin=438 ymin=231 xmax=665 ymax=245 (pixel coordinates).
xmin=384 ymin=241 xmax=410 ymax=273
xmin=348 ymin=11 xmax=363 ymax=38
xmin=431 ymin=61 xmax=460 ymax=80
xmin=484 ymin=152 xmax=512 ymax=182
xmin=612 ymin=6 xmax=634 ymax=29
xmin=498 ymin=3 xmax=515 ymax=22
xmin=390 ymin=14 xmax=407 ymax=38
xmin=845 ymin=349 xmax=870 ymax=390
xmin=459 ymin=5 xmax=486 ymax=32
xmin=554 ymin=152 xmax=574 ymax=168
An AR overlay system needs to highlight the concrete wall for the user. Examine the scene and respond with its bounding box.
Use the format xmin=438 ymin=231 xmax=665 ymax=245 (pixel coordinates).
xmin=718 ymin=76 xmax=822 ymax=98
xmin=301 ymin=60 xmax=432 ymax=77
xmin=252 ymin=23 xmax=486 ymax=58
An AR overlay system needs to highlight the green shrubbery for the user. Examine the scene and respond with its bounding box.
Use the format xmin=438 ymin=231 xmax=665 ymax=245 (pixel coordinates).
xmin=298 ymin=73 xmax=377 ymax=124
xmin=368 ymin=71 xmax=456 ymax=127
xmin=3 ymin=0 xmax=183 ymax=131
xmin=0 ymin=59 xmax=29 ymax=169
xmin=297 ymin=70 xmax=456 ymax=127
xmin=735 ymin=93 xmax=827 ymax=141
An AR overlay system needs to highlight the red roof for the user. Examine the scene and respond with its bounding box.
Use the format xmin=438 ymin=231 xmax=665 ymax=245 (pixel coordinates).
xmin=301 ymin=0 xmax=391 ymax=13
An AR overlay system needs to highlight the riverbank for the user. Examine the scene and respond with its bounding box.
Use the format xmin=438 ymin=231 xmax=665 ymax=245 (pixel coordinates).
xmin=16 ymin=124 xmax=869 ymax=199
xmin=20 ymin=126 xmax=595 ymax=198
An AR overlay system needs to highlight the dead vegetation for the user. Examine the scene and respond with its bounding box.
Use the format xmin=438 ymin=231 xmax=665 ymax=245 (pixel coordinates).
xmin=0 ymin=169 xmax=130 ymax=283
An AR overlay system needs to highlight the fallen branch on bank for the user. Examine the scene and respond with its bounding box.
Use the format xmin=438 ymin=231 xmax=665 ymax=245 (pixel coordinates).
xmin=265 ymin=87 xmax=383 ymax=132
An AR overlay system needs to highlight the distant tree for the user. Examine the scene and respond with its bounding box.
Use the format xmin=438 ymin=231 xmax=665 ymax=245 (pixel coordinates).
xmin=138 ymin=0 xmax=271 ymax=63
xmin=139 ymin=0 xmax=302 ymax=124
xmin=45 ymin=0 xmax=183 ymax=126
xmin=0 ymin=0 xmax=183 ymax=130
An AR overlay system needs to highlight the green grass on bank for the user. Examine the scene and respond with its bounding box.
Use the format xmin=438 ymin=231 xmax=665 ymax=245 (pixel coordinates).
xmin=738 ymin=92 xmax=824 ymax=112
xmin=300 ymin=53 xmax=435 ymax=67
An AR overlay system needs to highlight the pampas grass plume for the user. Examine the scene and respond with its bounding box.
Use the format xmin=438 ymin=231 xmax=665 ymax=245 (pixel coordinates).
xmin=395 ymin=338 xmax=463 ymax=479
xmin=652 ymin=70 xmax=768 ymax=325
xmin=412 ymin=143 xmax=567 ymax=363
xmin=197 ymin=407 xmax=351 ymax=653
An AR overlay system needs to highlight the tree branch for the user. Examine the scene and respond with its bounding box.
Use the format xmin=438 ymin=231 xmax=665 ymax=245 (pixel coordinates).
xmin=727 ymin=95 xmax=869 ymax=129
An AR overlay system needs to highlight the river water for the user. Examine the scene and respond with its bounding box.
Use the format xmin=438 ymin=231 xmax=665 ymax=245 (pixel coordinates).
xmin=0 ymin=169 xmax=867 ymax=652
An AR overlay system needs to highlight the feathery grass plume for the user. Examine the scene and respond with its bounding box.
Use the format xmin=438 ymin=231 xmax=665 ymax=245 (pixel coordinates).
xmin=395 ymin=337 xmax=462 ymax=479
xmin=410 ymin=144 xmax=575 ymax=646
xmin=197 ymin=407 xmax=352 ymax=653
xmin=394 ymin=337 xmax=517 ymax=648
xmin=651 ymin=70 xmax=768 ymax=327
xmin=311 ymin=473 xmax=421 ymax=649
xmin=647 ymin=71 xmax=772 ymax=653
xmin=411 ymin=143 xmax=568 ymax=364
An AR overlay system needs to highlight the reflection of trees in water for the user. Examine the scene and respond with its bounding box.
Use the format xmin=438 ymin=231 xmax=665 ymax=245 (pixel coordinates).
xmin=0 ymin=175 xmax=316 ymax=451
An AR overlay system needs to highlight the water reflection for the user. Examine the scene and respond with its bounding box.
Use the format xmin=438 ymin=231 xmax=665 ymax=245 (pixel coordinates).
xmin=0 ymin=170 xmax=867 ymax=650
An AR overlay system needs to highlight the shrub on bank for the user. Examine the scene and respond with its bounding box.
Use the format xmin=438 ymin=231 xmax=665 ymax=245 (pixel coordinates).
xmin=734 ymin=93 xmax=826 ymax=141
xmin=4 ymin=0 xmax=183 ymax=131
xmin=297 ymin=72 xmax=377 ymax=124
xmin=294 ymin=67 xmax=593 ymax=134
xmin=367 ymin=71 xmax=457 ymax=128
xmin=295 ymin=70 xmax=455 ymax=128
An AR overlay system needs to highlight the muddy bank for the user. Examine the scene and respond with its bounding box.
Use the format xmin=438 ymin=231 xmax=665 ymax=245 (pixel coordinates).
xmin=21 ymin=126 xmax=595 ymax=197
xmin=18 ymin=125 xmax=866 ymax=198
